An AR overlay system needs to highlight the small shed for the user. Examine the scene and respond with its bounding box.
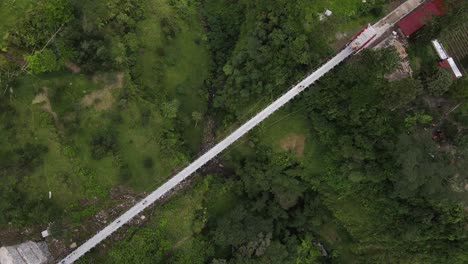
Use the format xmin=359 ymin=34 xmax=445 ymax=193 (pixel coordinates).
xmin=41 ymin=229 xmax=49 ymax=238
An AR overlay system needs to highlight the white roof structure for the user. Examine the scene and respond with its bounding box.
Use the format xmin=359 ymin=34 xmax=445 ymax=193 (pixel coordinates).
xmin=431 ymin=39 xmax=448 ymax=59
xmin=349 ymin=24 xmax=377 ymax=52
xmin=447 ymin=57 xmax=463 ymax=78
xmin=41 ymin=229 xmax=49 ymax=238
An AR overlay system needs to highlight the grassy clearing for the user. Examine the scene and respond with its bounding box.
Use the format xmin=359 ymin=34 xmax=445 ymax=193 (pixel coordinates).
xmin=116 ymin=101 xmax=177 ymax=192
xmin=111 ymin=0 xmax=210 ymax=191
xmin=259 ymin=105 xmax=326 ymax=180
xmin=165 ymin=28 xmax=210 ymax=152
xmin=2 ymin=0 xmax=211 ymax=228
xmin=11 ymin=73 xmax=112 ymax=205
xmin=136 ymin=0 xmax=209 ymax=154
xmin=307 ymin=0 xmax=366 ymax=17
xmin=302 ymin=0 xmax=383 ymax=45
xmin=258 ymin=108 xmax=310 ymax=154
xmin=224 ymin=104 xmax=320 ymax=166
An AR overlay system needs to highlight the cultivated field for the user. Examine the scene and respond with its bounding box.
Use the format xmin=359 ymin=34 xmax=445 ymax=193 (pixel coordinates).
xmin=441 ymin=22 xmax=468 ymax=73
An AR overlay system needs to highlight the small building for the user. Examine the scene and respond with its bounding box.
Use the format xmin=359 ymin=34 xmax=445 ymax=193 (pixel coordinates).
xmin=432 ymin=39 xmax=463 ymax=78
xmin=319 ymin=9 xmax=333 ymax=21
xmin=41 ymin=229 xmax=49 ymax=238
xmin=397 ymin=0 xmax=445 ymax=37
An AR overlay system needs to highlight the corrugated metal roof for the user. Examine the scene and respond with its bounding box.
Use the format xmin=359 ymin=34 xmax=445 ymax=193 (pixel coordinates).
xmin=438 ymin=59 xmax=450 ymax=68
xmin=397 ymin=0 xmax=445 ymax=37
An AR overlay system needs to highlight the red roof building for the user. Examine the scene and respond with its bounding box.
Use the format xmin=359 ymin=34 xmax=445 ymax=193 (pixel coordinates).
xmin=438 ymin=59 xmax=450 ymax=68
xmin=397 ymin=0 xmax=445 ymax=37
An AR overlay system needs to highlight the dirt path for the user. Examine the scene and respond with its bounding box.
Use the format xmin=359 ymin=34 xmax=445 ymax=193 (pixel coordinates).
xmin=171 ymin=235 xmax=191 ymax=250
xmin=32 ymin=88 xmax=64 ymax=131
xmin=65 ymin=61 xmax=81 ymax=74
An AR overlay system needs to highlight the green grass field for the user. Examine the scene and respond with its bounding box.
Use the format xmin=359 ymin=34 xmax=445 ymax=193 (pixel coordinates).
xmin=289 ymin=0 xmax=382 ymax=48
xmin=0 ymin=0 xmax=34 ymax=49
xmin=308 ymin=0 xmax=365 ymax=17
xmin=11 ymin=73 xmax=111 ymax=206
xmin=259 ymin=108 xmax=310 ymax=153
xmin=136 ymin=0 xmax=210 ymax=154
xmin=2 ymin=0 xmax=211 ymax=229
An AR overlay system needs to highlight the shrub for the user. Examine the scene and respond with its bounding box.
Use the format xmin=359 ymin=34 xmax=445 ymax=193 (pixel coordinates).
xmin=143 ymin=157 xmax=154 ymax=169
xmin=90 ymin=130 xmax=118 ymax=160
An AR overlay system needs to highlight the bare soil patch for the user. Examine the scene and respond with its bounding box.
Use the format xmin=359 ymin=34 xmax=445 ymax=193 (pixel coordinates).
xmin=279 ymin=133 xmax=306 ymax=157
xmin=65 ymin=61 xmax=81 ymax=73
xmin=81 ymin=73 xmax=124 ymax=111
xmin=32 ymin=88 xmax=63 ymax=131
xmin=0 ymin=228 xmax=26 ymax=247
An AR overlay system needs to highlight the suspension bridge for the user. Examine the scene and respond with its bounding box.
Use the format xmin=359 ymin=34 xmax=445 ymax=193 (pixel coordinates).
xmin=59 ymin=1 xmax=425 ymax=263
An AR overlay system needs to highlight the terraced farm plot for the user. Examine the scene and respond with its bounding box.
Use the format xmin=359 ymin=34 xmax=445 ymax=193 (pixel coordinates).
xmin=441 ymin=22 xmax=468 ymax=73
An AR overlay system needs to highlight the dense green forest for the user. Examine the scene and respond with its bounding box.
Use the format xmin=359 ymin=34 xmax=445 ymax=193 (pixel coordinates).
xmin=0 ymin=0 xmax=467 ymax=263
